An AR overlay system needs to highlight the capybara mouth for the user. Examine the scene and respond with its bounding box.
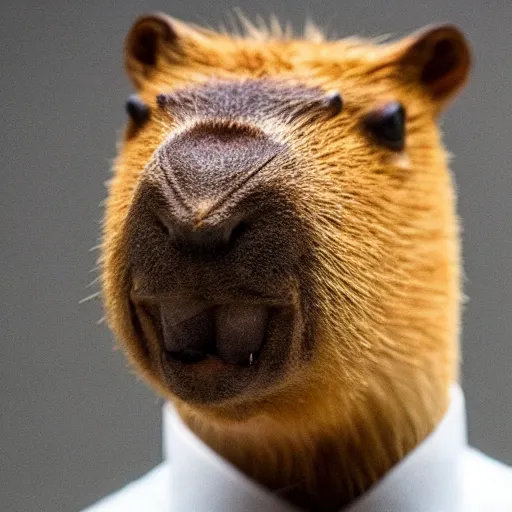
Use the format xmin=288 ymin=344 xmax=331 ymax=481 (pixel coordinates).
xmin=156 ymin=299 xmax=269 ymax=367
xmin=130 ymin=290 xmax=300 ymax=405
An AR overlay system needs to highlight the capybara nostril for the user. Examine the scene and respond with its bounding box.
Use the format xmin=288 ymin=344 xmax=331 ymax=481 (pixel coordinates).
xmin=158 ymin=211 xmax=250 ymax=253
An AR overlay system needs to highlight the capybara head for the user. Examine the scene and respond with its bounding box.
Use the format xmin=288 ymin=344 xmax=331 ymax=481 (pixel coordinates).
xmin=101 ymin=14 xmax=470 ymax=435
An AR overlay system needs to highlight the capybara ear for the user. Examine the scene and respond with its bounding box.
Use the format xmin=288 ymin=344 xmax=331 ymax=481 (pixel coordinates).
xmin=386 ymin=25 xmax=471 ymax=114
xmin=124 ymin=13 xmax=178 ymax=89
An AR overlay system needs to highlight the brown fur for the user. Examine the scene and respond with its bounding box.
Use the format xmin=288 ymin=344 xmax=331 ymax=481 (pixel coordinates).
xmin=100 ymin=13 xmax=470 ymax=511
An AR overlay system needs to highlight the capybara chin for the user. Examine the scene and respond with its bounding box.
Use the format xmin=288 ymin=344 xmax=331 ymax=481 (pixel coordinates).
xmin=100 ymin=14 xmax=470 ymax=510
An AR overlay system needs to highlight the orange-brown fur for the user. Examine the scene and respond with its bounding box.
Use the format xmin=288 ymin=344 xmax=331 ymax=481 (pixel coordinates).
xmin=100 ymin=14 xmax=470 ymax=510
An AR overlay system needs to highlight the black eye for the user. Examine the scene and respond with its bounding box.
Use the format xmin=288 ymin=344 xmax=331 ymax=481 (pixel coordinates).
xmin=363 ymin=102 xmax=406 ymax=151
xmin=126 ymin=95 xmax=150 ymax=126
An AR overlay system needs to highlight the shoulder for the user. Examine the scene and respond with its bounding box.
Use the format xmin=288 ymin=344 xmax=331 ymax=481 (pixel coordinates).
xmin=81 ymin=462 xmax=169 ymax=512
xmin=463 ymin=447 xmax=512 ymax=512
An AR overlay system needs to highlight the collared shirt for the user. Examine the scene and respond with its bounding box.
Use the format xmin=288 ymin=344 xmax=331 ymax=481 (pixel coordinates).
xmin=84 ymin=385 xmax=512 ymax=512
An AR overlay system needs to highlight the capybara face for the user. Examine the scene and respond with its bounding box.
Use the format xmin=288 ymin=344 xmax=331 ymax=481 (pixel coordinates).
xmin=101 ymin=14 xmax=470 ymax=417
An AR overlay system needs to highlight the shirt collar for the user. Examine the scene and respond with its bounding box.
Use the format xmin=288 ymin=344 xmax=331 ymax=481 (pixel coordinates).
xmin=163 ymin=385 xmax=466 ymax=512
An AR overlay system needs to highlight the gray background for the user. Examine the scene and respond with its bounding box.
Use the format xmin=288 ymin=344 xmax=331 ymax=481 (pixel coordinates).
xmin=1 ymin=1 xmax=511 ymax=511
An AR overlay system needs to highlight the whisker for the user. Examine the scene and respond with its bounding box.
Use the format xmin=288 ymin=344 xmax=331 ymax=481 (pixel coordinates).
xmin=79 ymin=291 xmax=102 ymax=304
xmin=86 ymin=276 xmax=101 ymax=288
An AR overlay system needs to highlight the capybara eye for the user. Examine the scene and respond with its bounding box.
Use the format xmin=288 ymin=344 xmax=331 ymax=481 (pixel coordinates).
xmin=363 ymin=102 xmax=406 ymax=151
xmin=126 ymin=94 xmax=150 ymax=126
xmin=324 ymin=91 xmax=343 ymax=118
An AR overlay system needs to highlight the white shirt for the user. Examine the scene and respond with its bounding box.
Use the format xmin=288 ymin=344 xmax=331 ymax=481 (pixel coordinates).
xmin=83 ymin=386 xmax=512 ymax=512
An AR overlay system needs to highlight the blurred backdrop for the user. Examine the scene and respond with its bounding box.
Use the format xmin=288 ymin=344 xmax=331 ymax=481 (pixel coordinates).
xmin=1 ymin=1 xmax=511 ymax=511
